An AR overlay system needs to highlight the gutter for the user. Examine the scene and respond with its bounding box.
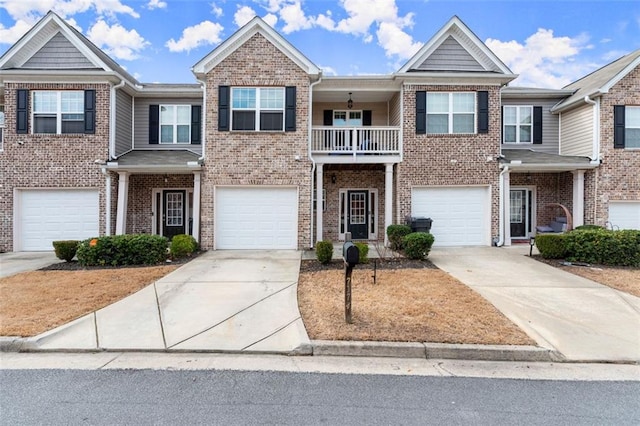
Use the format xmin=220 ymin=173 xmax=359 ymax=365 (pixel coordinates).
xmin=308 ymin=74 xmax=323 ymax=249
xmin=496 ymin=166 xmax=509 ymax=247
xmin=109 ymin=79 xmax=126 ymax=160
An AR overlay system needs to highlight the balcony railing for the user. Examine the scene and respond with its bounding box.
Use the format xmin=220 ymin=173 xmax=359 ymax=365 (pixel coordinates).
xmin=311 ymin=126 xmax=400 ymax=156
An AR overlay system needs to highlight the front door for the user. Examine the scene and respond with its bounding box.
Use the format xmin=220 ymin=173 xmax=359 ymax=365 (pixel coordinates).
xmin=163 ymin=190 xmax=186 ymax=239
xmin=347 ymin=190 xmax=368 ymax=239
xmin=510 ymin=189 xmax=529 ymax=238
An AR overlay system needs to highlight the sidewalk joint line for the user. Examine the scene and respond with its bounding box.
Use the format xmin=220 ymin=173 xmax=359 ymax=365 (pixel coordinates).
xmin=153 ymin=282 xmax=168 ymax=350
xmin=93 ymin=312 xmax=99 ymax=349
xmin=241 ymin=317 xmax=300 ymax=351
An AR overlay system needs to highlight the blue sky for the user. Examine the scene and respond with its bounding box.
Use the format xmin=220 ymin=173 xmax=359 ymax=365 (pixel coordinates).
xmin=1 ymin=0 xmax=639 ymax=88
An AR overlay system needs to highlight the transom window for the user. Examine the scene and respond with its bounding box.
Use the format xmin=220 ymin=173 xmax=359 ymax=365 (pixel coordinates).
xmin=333 ymin=110 xmax=362 ymax=126
xmin=33 ymin=91 xmax=84 ymax=134
xmin=160 ymin=105 xmax=191 ymax=143
xmin=426 ymin=92 xmax=475 ymax=134
xmin=504 ymin=106 xmax=532 ymax=143
xmin=626 ymin=106 xmax=640 ymax=148
xmin=231 ymin=87 xmax=284 ymax=131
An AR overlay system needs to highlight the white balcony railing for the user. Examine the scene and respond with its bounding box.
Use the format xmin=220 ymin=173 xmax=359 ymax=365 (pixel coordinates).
xmin=311 ymin=126 xmax=400 ymax=156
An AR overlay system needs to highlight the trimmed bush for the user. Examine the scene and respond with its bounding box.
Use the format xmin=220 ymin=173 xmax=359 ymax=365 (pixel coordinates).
xmin=574 ymin=224 xmax=604 ymax=231
xmin=535 ymin=234 xmax=567 ymax=259
xmin=170 ymin=234 xmax=198 ymax=259
xmin=77 ymin=234 xmax=169 ymax=267
xmin=565 ymin=229 xmax=640 ymax=267
xmin=52 ymin=240 xmax=79 ymax=262
xmin=403 ymin=232 xmax=435 ymax=260
xmin=354 ymin=242 xmax=369 ymax=264
xmin=387 ymin=224 xmax=412 ymax=251
xmin=316 ymin=240 xmax=334 ymax=264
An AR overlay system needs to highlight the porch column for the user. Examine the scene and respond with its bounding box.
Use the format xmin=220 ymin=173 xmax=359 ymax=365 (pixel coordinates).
xmin=316 ymin=163 xmax=324 ymax=243
xmin=384 ymin=163 xmax=393 ymax=246
xmin=503 ymin=170 xmax=511 ymax=246
xmin=192 ymin=171 xmax=201 ymax=242
xmin=572 ymin=170 xmax=585 ymax=228
xmin=115 ymin=171 xmax=129 ymax=235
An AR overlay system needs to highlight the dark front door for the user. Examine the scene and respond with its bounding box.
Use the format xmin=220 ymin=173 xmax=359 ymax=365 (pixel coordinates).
xmin=347 ymin=190 xmax=368 ymax=240
xmin=510 ymin=189 xmax=527 ymax=238
xmin=163 ymin=190 xmax=186 ymax=240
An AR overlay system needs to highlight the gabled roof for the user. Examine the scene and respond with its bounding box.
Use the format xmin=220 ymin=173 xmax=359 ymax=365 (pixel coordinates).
xmin=0 ymin=11 xmax=139 ymax=85
xmin=192 ymin=16 xmax=321 ymax=78
xmin=397 ymin=15 xmax=515 ymax=77
xmin=551 ymin=49 xmax=640 ymax=112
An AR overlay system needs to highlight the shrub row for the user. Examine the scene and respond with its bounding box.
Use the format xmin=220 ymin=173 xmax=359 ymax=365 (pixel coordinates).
xmin=77 ymin=234 xmax=169 ymax=266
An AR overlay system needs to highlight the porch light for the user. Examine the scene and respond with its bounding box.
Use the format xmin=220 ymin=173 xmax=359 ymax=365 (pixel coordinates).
xmin=347 ymin=92 xmax=353 ymax=110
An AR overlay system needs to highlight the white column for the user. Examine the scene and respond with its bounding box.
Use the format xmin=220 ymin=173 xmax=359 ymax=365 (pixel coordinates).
xmin=384 ymin=163 xmax=393 ymax=246
xmin=316 ymin=164 xmax=324 ymax=243
xmin=115 ymin=172 xmax=129 ymax=235
xmin=503 ymin=170 xmax=511 ymax=246
xmin=572 ymin=170 xmax=585 ymax=228
xmin=104 ymin=171 xmax=111 ymax=236
xmin=192 ymin=171 xmax=201 ymax=242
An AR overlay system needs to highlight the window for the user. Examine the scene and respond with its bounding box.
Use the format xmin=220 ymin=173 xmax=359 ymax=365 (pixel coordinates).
xmin=503 ymin=106 xmax=533 ymax=143
xmin=426 ymin=92 xmax=475 ymax=134
xmin=160 ymin=105 xmax=191 ymax=143
xmin=313 ymin=189 xmax=326 ymax=211
xmin=626 ymin=107 xmax=640 ymax=148
xmin=32 ymin=91 xmax=84 ymax=134
xmin=0 ymin=105 xmax=4 ymax=151
xmin=231 ymin=87 xmax=284 ymax=131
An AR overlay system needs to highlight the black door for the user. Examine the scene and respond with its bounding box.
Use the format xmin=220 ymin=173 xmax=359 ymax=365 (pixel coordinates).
xmin=510 ymin=189 xmax=527 ymax=238
xmin=163 ymin=190 xmax=186 ymax=240
xmin=347 ymin=190 xmax=368 ymax=240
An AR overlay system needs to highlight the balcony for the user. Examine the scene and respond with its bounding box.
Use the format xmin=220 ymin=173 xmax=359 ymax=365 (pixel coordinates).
xmin=311 ymin=126 xmax=401 ymax=163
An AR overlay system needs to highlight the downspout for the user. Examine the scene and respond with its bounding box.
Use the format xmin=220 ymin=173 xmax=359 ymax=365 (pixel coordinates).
xmin=109 ymin=80 xmax=126 ymax=160
xmin=496 ymin=165 xmax=509 ymax=246
xmin=308 ymin=75 xmax=323 ymax=249
xmin=100 ymin=166 xmax=111 ymax=236
xmin=583 ymin=95 xmax=600 ymax=224
xmin=195 ymin=77 xmax=207 ymax=161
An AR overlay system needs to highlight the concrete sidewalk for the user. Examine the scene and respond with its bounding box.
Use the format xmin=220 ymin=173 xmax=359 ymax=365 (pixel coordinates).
xmin=429 ymin=246 xmax=640 ymax=363
xmin=19 ymin=251 xmax=311 ymax=355
xmin=0 ymin=252 xmax=59 ymax=278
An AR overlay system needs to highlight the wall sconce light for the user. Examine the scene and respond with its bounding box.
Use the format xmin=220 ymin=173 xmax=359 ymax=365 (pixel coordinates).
xmin=347 ymin=92 xmax=353 ymax=110
xmin=164 ymin=174 xmax=168 ymax=183
xmin=331 ymin=174 xmax=337 ymax=184
xmin=526 ymin=173 xmax=532 ymax=181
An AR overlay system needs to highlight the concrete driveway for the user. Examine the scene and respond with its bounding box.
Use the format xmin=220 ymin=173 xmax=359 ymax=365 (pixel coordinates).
xmin=429 ymin=246 xmax=640 ymax=363
xmin=0 ymin=252 xmax=59 ymax=278
xmin=23 ymin=250 xmax=311 ymax=355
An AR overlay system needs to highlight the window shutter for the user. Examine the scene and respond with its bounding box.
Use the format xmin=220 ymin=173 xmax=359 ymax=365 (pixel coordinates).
xmin=16 ymin=89 xmax=28 ymax=134
xmin=284 ymin=86 xmax=296 ymax=132
xmin=191 ymin=105 xmax=202 ymax=144
xmin=149 ymin=105 xmax=159 ymax=144
xmin=477 ymin=91 xmax=489 ymax=134
xmin=363 ymin=110 xmax=372 ymax=126
xmin=84 ymin=90 xmax=96 ymax=134
xmin=323 ymin=110 xmax=333 ymax=126
xmin=614 ymin=105 xmax=625 ymax=149
xmin=218 ymin=86 xmax=230 ymax=131
xmin=416 ymin=91 xmax=426 ymax=134
xmin=533 ymin=106 xmax=543 ymax=144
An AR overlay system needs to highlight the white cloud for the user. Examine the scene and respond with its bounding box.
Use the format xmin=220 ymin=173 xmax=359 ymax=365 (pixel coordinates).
xmin=165 ymin=20 xmax=224 ymax=53
xmin=319 ymin=65 xmax=337 ymax=76
xmin=147 ymin=0 xmax=167 ymax=10
xmin=234 ymin=5 xmax=257 ymax=27
xmin=210 ymin=2 xmax=223 ymax=17
xmin=87 ymin=19 xmax=149 ymax=60
xmin=263 ymin=13 xmax=278 ymax=28
xmin=486 ymin=28 xmax=597 ymax=88
xmin=376 ymin=21 xmax=422 ymax=59
xmin=279 ymin=1 xmax=313 ymax=33
xmin=0 ymin=19 xmax=35 ymax=45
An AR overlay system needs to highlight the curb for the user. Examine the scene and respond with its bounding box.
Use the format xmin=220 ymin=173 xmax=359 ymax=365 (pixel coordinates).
xmin=0 ymin=337 xmax=25 ymax=352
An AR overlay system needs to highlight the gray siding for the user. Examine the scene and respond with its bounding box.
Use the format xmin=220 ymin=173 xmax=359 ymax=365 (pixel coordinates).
xmin=501 ymin=98 xmax=560 ymax=154
xmin=389 ymin=92 xmax=401 ymax=126
xmin=417 ymin=35 xmax=484 ymax=72
xmin=114 ymin=89 xmax=132 ymax=157
xmin=23 ymin=32 xmax=95 ymax=69
xmin=560 ymin=104 xmax=593 ymax=157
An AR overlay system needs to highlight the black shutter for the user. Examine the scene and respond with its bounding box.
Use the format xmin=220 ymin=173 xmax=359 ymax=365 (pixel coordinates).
xmin=363 ymin=110 xmax=372 ymax=126
xmin=323 ymin=110 xmax=333 ymax=126
xmin=191 ymin=105 xmax=202 ymax=144
xmin=533 ymin=106 xmax=543 ymax=144
xmin=218 ymin=86 xmax=230 ymax=131
xmin=16 ymin=89 xmax=28 ymax=134
xmin=149 ymin=105 xmax=159 ymax=144
xmin=285 ymin=86 xmax=296 ymax=131
xmin=416 ymin=91 xmax=426 ymax=134
xmin=477 ymin=91 xmax=489 ymax=134
xmin=614 ymin=105 xmax=625 ymax=149
xmin=84 ymin=89 xmax=96 ymax=134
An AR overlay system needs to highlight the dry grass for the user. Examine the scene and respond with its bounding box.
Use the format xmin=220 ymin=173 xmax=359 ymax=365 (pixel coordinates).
xmin=0 ymin=266 xmax=178 ymax=337
xmin=542 ymin=262 xmax=640 ymax=297
xmin=298 ymin=268 xmax=535 ymax=345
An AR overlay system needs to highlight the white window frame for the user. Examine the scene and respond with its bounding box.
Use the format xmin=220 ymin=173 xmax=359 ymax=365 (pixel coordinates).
xmin=160 ymin=105 xmax=191 ymax=144
xmin=32 ymin=91 xmax=84 ymax=135
xmin=625 ymin=106 xmax=640 ymax=149
xmin=503 ymin=105 xmax=533 ymax=144
xmin=333 ymin=110 xmax=362 ymax=126
xmin=338 ymin=188 xmax=378 ymax=241
xmin=313 ymin=189 xmax=326 ymax=211
xmin=426 ymin=92 xmax=476 ymax=135
xmin=230 ymin=87 xmax=285 ymax=132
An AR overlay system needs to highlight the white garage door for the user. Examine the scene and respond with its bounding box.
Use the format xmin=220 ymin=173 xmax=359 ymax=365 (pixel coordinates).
xmin=412 ymin=186 xmax=490 ymax=246
xmin=18 ymin=189 xmax=100 ymax=251
xmin=609 ymin=202 xmax=640 ymax=230
xmin=215 ymin=187 xmax=298 ymax=249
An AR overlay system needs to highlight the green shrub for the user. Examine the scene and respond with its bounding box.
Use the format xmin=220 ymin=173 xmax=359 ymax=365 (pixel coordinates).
xmin=52 ymin=240 xmax=79 ymax=262
xmin=77 ymin=234 xmax=169 ymax=267
xmin=170 ymin=234 xmax=198 ymax=259
xmin=574 ymin=224 xmax=604 ymax=231
xmin=354 ymin=242 xmax=369 ymax=264
xmin=403 ymin=232 xmax=435 ymax=260
xmin=316 ymin=240 xmax=334 ymax=264
xmin=387 ymin=224 xmax=412 ymax=250
xmin=535 ymin=234 xmax=567 ymax=259
xmin=565 ymin=229 xmax=640 ymax=267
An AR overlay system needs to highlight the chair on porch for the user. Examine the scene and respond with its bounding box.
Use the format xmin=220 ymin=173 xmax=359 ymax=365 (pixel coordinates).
xmin=536 ymin=203 xmax=573 ymax=233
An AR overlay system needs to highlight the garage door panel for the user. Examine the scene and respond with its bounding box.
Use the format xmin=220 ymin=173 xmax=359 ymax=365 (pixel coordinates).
xmin=609 ymin=202 xmax=640 ymax=230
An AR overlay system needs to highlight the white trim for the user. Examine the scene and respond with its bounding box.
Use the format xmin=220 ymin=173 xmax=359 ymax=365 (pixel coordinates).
xmin=509 ymin=186 xmax=537 ymax=241
xmin=151 ymin=187 xmax=195 ymax=237
xmin=601 ymin=56 xmax=640 ymax=93
xmin=338 ymin=188 xmax=379 ymax=241
xmin=503 ymin=105 xmax=533 ymax=144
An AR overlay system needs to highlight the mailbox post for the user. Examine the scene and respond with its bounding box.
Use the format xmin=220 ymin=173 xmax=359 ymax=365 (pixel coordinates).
xmin=343 ymin=241 xmax=360 ymax=324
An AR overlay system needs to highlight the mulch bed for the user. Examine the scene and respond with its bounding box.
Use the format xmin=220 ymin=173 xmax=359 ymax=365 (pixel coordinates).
xmin=40 ymin=251 xmax=204 ymax=271
xmin=300 ymin=257 xmax=437 ymax=273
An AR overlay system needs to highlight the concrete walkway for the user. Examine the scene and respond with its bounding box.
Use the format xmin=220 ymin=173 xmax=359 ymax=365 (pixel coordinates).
xmin=0 ymin=252 xmax=59 ymax=278
xmin=429 ymin=246 xmax=640 ymax=363
xmin=22 ymin=251 xmax=311 ymax=355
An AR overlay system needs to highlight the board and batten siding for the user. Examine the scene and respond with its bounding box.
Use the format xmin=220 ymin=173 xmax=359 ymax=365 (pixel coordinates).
xmin=560 ymin=103 xmax=593 ymax=157
xmin=114 ymin=89 xmax=132 ymax=157
xmin=133 ymin=98 xmax=202 ymax=153
xmin=389 ymin=92 xmax=402 ymax=126
xmin=501 ymin=98 xmax=560 ymax=154
xmin=23 ymin=32 xmax=95 ymax=69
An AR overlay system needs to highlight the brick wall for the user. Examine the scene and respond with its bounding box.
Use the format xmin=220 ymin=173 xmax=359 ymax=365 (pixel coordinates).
xmin=511 ymin=172 xmax=574 ymax=230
